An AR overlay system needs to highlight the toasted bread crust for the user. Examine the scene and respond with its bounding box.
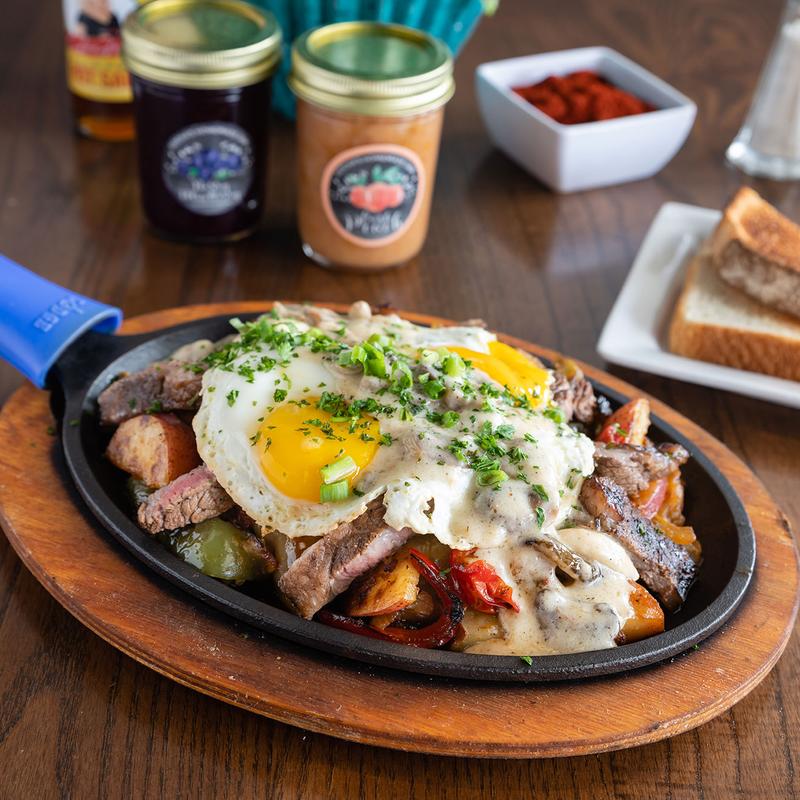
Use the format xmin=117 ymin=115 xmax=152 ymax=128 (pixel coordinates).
xmin=669 ymin=253 xmax=800 ymax=382
xmin=710 ymin=187 xmax=800 ymax=272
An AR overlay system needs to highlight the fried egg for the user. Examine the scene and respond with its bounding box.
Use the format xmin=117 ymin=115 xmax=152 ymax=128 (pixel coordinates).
xmin=192 ymin=303 xmax=594 ymax=545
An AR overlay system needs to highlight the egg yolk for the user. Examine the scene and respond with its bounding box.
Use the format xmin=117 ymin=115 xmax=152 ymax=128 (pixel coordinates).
xmin=447 ymin=341 xmax=550 ymax=404
xmin=258 ymin=399 xmax=380 ymax=502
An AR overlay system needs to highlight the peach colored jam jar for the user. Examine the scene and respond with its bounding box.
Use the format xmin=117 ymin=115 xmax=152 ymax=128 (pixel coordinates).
xmin=289 ymin=22 xmax=454 ymax=271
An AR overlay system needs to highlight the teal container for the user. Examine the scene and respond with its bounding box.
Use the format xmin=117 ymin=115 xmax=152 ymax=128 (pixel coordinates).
xmin=251 ymin=0 xmax=494 ymax=117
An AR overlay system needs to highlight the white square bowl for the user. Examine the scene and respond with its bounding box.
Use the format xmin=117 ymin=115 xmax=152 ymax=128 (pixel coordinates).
xmin=475 ymin=47 xmax=697 ymax=193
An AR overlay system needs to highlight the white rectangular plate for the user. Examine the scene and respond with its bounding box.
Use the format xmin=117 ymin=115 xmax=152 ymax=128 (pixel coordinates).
xmin=597 ymin=201 xmax=800 ymax=409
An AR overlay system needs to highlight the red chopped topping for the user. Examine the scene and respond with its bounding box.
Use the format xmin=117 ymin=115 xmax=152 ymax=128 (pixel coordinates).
xmin=512 ymin=70 xmax=655 ymax=125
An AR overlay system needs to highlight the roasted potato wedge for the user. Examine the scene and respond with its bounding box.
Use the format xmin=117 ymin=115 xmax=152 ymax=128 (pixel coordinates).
xmin=106 ymin=413 xmax=200 ymax=489
xmin=343 ymin=553 xmax=420 ymax=617
xmin=370 ymin=589 xmax=436 ymax=630
xmin=617 ymin=581 xmax=665 ymax=644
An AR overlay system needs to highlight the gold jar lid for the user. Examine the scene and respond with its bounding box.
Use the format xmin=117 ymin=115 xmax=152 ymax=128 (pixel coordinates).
xmin=289 ymin=22 xmax=454 ymax=117
xmin=122 ymin=0 xmax=282 ymax=90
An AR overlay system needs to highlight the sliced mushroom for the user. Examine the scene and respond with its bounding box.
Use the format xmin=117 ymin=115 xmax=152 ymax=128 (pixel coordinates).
xmin=526 ymin=535 xmax=599 ymax=583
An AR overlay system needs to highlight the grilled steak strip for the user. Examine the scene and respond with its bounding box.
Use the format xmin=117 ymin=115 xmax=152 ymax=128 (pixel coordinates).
xmin=579 ymin=476 xmax=696 ymax=610
xmin=98 ymin=360 xmax=203 ymax=426
xmin=278 ymin=498 xmax=414 ymax=619
xmin=551 ymin=363 xmax=597 ymax=425
xmin=137 ymin=465 xmax=233 ymax=533
xmin=593 ymin=442 xmax=689 ymax=496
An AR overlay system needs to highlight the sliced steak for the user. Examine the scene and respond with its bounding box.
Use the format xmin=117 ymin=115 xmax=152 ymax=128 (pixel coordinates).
xmin=552 ymin=361 xmax=597 ymax=425
xmin=137 ymin=465 xmax=233 ymax=533
xmin=278 ymin=498 xmax=413 ymax=619
xmin=593 ymin=442 xmax=689 ymax=496
xmin=98 ymin=360 xmax=203 ymax=426
xmin=579 ymin=476 xmax=696 ymax=610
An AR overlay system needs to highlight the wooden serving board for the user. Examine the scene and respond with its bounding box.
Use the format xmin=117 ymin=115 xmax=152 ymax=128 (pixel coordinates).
xmin=0 ymin=302 xmax=797 ymax=759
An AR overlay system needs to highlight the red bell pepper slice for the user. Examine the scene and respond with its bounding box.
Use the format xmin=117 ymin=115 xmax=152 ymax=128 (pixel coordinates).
xmin=449 ymin=548 xmax=520 ymax=614
xmin=597 ymin=398 xmax=650 ymax=446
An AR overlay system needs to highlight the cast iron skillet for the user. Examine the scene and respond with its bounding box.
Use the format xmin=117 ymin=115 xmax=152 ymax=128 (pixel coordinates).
xmin=0 ymin=259 xmax=755 ymax=681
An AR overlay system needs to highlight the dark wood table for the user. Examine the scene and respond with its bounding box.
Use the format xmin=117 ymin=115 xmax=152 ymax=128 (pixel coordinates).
xmin=1 ymin=0 xmax=798 ymax=797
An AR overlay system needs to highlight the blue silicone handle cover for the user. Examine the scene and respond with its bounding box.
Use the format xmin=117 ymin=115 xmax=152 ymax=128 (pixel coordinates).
xmin=0 ymin=254 xmax=123 ymax=388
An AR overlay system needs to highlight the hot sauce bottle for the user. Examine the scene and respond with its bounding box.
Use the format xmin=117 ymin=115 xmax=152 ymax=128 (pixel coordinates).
xmin=62 ymin=0 xmax=142 ymax=141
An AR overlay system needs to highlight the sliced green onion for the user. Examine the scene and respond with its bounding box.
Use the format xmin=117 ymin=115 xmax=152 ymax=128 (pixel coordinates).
xmin=392 ymin=361 xmax=413 ymax=389
xmin=320 ymin=480 xmax=350 ymax=503
xmin=362 ymin=343 xmax=387 ymax=378
xmin=320 ymin=455 xmax=358 ymax=485
xmin=367 ymin=333 xmax=390 ymax=350
xmin=477 ymin=469 xmax=509 ymax=487
xmin=423 ymin=379 xmax=445 ymax=399
xmin=419 ymin=348 xmax=438 ymax=366
xmin=442 ymin=353 xmax=466 ymax=377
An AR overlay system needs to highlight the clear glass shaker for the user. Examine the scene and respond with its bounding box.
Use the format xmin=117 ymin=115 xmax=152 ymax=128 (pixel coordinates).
xmin=727 ymin=0 xmax=800 ymax=179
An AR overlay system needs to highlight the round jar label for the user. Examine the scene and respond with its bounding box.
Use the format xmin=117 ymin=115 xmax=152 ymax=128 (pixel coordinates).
xmin=321 ymin=145 xmax=425 ymax=247
xmin=162 ymin=123 xmax=254 ymax=217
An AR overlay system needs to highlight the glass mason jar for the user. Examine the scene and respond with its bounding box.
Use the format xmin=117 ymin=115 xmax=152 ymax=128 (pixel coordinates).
xmin=122 ymin=0 xmax=282 ymax=242
xmin=289 ymin=23 xmax=454 ymax=271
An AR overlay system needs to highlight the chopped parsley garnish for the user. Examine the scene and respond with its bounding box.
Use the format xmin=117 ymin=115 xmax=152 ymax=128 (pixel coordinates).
xmin=531 ymin=484 xmax=549 ymax=503
xmin=226 ymin=389 xmax=239 ymax=407
xmin=566 ymin=468 xmax=581 ymax=490
xmin=273 ymin=388 xmax=287 ymax=403
xmin=520 ymin=656 xmax=533 ymax=666
xmin=427 ymin=410 xmax=460 ymax=428
xmin=495 ymin=423 xmax=515 ymax=439
xmin=535 ymin=506 xmax=545 ymax=527
xmin=508 ymin=446 xmax=527 ymax=464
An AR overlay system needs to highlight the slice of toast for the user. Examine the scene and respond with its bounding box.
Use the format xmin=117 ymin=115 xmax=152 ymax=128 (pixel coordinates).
xmin=709 ymin=187 xmax=800 ymax=319
xmin=668 ymin=246 xmax=800 ymax=382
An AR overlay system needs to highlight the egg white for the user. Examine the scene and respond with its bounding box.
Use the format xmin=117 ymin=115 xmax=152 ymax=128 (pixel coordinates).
xmin=194 ymin=310 xmax=594 ymax=545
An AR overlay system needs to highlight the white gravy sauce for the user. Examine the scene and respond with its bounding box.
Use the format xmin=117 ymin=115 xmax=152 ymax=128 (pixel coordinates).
xmin=467 ymin=528 xmax=636 ymax=656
